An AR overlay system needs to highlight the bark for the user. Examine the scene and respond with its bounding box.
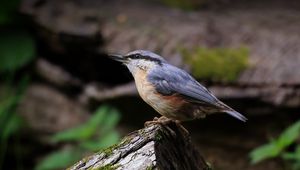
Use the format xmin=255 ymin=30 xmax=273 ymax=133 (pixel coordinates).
xmin=68 ymin=121 xmax=210 ymax=170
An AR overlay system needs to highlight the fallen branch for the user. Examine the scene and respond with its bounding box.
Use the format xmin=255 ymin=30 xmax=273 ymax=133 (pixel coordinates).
xmin=36 ymin=58 xmax=83 ymax=87
xmin=78 ymin=82 xmax=137 ymax=104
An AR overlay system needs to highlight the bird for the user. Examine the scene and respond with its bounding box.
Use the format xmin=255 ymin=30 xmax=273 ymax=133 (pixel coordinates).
xmin=109 ymin=50 xmax=247 ymax=123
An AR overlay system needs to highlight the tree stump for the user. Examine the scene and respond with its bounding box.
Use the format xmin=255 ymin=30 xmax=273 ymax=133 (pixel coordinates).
xmin=68 ymin=121 xmax=210 ymax=170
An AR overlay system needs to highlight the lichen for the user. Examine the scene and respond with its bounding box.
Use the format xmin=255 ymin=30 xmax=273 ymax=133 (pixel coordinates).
xmin=89 ymin=164 xmax=119 ymax=170
xmin=139 ymin=128 xmax=147 ymax=135
xmin=181 ymin=46 xmax=249 ymax=82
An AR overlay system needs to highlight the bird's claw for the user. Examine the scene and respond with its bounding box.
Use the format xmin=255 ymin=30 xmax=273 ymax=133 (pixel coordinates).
xmin=144 ymin=116 xmax=175 ymax=126
xmin=144 ymin=116 xmax=190 ymax=135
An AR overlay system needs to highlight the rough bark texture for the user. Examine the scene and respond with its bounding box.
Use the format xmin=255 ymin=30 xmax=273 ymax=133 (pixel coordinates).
xmin=68 ymin=122 xmax=210 ymax=170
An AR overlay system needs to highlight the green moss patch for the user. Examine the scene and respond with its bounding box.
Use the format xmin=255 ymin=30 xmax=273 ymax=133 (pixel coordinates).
xmin=97 ymin=144 xmax=117 ymax=157
xmin=154 ymin=132 xmax=163 ymax=142
xmin=160 ymin=0 xmax=206 ymax=10
xmin=182 ymin=47 xmax=249 ymax=82
xmin=90 ymin=164 xmax=119 ymax=170
xmin=146 ymin=165 xmax=155 ymax=170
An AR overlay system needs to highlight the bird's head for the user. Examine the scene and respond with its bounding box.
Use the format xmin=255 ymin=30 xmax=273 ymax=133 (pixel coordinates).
xmin=109 ymin=50 xmax=166 ymax=74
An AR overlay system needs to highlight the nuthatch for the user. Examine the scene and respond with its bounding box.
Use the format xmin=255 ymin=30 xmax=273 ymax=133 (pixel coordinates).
xmin=110 ymin=50 xmax=247 ymax=122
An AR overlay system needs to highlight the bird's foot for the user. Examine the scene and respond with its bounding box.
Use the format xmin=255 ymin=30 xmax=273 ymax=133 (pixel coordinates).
xmin=144 ymin=116 xmax=175 ymax=126
xmin=144 ymin=116 xmax=181 ymax=125
xmin=144 ymin=116 xmax=189 ymax=135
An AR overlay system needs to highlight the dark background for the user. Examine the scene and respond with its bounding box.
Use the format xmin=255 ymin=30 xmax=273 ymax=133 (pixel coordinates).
xmin=1 ymin=0 xmax=300 ymax=169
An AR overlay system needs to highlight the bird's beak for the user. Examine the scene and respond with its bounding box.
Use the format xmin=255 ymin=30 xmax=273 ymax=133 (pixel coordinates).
xmin=108 ymin=54 xmax=127 ymax=63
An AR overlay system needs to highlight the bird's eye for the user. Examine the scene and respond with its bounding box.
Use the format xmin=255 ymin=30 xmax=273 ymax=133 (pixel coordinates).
xmin=132 ymin=54 xmax=140 ymax=59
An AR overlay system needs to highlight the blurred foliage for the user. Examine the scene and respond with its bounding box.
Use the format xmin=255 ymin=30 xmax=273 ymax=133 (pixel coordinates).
xmin=35 ymin=149 xmax=82 ymax=170
xmin=0 ymin=77 xmax=28 ymax=140
xmin=35 ymin=106 xmax=121 ymax=170
xmin=0 ymin=0 xmax=20 ymax=25
xmin=250 ymin=120 xmax=300 ymax=170
xmin=182 ymin=47 xmax=249 ymax=82
xmin=0 ymin=32 xmax=34 ymax=169
xmin=160 ymin=0 xmax=206 ymax=10
xmin=0 ymin=0 xmax=35 ymax=73
xmin=0 ymin=0 xmax=36 ymax=169
xmin=0 ymin=77 xmax=29 ymax=168
xmin=0 ymin=30 xmax=35 ymax=73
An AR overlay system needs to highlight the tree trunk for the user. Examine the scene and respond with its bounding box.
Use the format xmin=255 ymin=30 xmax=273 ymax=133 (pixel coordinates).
xmin=68 ymin=121 xmax=210 ymax=170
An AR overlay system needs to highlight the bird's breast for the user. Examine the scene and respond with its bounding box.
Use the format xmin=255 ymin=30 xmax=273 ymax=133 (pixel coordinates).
xmin=134 ymin=70 xmax=159 ymax=103
xmin=134 ymin=70 xmax=188 ymax=119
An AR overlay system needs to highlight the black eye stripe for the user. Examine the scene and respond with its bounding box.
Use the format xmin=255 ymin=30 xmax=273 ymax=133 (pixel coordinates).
xmin=125 ymin=54 xmax=140 ymax=59
xmin=125 ymin=54 xmax=163 ymax=66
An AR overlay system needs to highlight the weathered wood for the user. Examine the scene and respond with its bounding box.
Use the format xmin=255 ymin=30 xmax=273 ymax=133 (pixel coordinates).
xmin=69 ymin=121 xmax=210 ymax=170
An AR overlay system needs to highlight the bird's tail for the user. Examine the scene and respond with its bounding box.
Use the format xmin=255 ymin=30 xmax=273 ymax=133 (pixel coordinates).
xmin=217 ymin=102 xmax=247 ymax=122
xmin=224 ymin=110 xmax=247 ymax=122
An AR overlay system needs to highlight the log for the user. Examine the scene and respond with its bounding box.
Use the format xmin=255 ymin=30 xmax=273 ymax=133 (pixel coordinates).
xmin=68 ymin=121 xmax=210 ymax=170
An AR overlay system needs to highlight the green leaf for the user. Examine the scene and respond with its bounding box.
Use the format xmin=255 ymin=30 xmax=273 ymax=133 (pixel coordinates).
xmin=2 ymin=113 xmax=22 ymax=140
xmin=0 ymin=31 xmax=35 ymax=72
xmin=250 ymin=120 xmax=300 ymax=164
xmin=282 ymin=152 xmax=297 ymax=161
xmin=282 ymin=146 xmax=300 ymax=161
xmin=291 ymin=162 xmax=300 ymax=170
xmin=52 ymin=125 xmax=95 ymax=142
xmin=0 ymin=95 xmax=16 ymax=127
xmin=81 ymin=131 xmax=120 ymax=151
xmin=100 ymin=108 xmax=121 ymax=134
xmin=249 ymin=142 xmax=281 ymax=164
xmin=52 ymin=106 xmax=110 ymax=142
xmin=35 ymin=149 xmax=81 ymax=170
xmin=276 ymin=121 xmax=300 ymax=149
xmin=0 ymin=76 xmax=28 ymax=140
xmin=86 ymin=106 xmax=110 ymax=129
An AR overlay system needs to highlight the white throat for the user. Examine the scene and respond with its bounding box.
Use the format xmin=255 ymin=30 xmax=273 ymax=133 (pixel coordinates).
xmin=126 ymin=59 xmax=157 ymax=75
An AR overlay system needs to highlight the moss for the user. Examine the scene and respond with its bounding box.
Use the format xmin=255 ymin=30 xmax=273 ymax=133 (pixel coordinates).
xmin=98 ymin=144 xmax=116 ymax=157
xmin=89 ymin=164 xmax=119 ymax=170
xmin=146 ymin=165 xmax=155 ymax=170
xmin=139 ymin=128 xmax=147 ymax=135
xmin=97 ymin=135 xmax=133 ymax=157
xmin=154 ymin=132 xmax=163 ymax=142
xmin=121 ymin=135 xmax=133 ymax=146
xmin=182 ymin=47 xmax=249 ymax=82
xmin=160 ymin=0 xmax=206 ymax=10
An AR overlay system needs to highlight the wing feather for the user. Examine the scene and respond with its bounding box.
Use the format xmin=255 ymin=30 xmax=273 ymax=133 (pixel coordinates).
xmin=148 ymin=64 xmax=247 ymax=122
xmin=148 ymin=64 xmax=219 ymax=106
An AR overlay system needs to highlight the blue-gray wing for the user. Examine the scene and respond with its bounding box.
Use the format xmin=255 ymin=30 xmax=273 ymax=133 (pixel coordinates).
xmin=148 ymin=64 xmax=219 ymax=106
